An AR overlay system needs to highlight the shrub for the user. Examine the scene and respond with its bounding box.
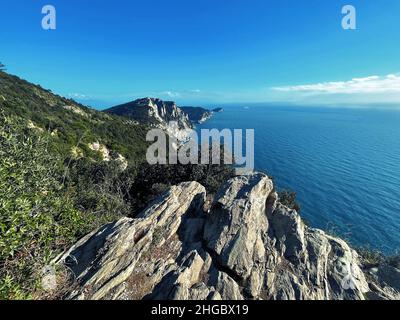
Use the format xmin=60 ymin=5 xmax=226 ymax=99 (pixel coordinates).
xmin=129 ymin=162 xmax=235 ymax=216
xmin=278 ymin=190 xmax=301 ymax=212
xmin=64 ymin=158 xmax=137 ymax=224
xmin=357 ymin=247 xmax=400 ymax=269
xmin=0 ymin=114 xmax=86 ymax=299
xmin=357 ymin=247 xmax=386 ymax=268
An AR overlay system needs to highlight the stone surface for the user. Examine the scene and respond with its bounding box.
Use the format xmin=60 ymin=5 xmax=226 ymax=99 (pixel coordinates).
xmin=56 ymin=173 xmax=399 ymax=300
xmin=105 ymin=98 xmax=194 ymax=141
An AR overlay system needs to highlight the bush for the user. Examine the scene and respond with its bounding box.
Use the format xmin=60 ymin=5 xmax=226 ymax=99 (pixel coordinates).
xmin=357 ymin=247 xmax=400 ymax=269
xmin=129 ymin=162 xmax=235 ymax=216
xmin=0 ymin=114 xmax=87 ymax=299
xmin=278 ymin=190 xmax=301 ymax=212
xmin=357 ymin=247 xmax=386 ymax=268
xmin=64 ymin=158 xmax=137 ymax=224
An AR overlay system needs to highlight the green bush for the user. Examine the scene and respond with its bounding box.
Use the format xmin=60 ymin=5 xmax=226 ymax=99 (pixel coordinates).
xmin=64 ymin=158 xmax=137 ymax=225
xmin=129 ymin=162 xmax=235 ymax=216
xmin=0 ymin=114 xmax=87 ymax=299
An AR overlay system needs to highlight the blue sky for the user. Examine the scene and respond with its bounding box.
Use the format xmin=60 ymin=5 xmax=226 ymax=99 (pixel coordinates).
xmin=1 ymin=0 xmax=400 ymax=108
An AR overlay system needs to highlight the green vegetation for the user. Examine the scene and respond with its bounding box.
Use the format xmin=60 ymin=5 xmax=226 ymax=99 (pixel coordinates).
xmin=357 ymin=247 xmax=400 ymax=269
xmin=0 ymin=114 xmax=88 ymax=299
xmin=130 ymin=162 xmax=234 ymax=215
xmin=64 ymin=158 xmax=137 ymax=223
xmin=0 ymin=71 xmax=148 ymax=163
xmin=278 ymin=189 xmax=301 ymax=212
xmin=181 ymin=106 xmax=212 ymax=124
xmin=0 ymin=71 xmax=234 ymax=299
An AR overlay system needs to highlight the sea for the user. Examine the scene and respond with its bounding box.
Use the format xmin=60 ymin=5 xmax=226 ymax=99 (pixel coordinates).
xmin=197 ymin=105 xmax=400 ymax=255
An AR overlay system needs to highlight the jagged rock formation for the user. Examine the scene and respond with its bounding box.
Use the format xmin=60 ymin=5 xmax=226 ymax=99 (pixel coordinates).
xmin=105 ymin=98 xmax=193 ymax=141
xmin=55 ymin=173 xmax=399 ymax=300
xmin=63 ymin=105 xmax=89 ymax=118
xmin=87 ymin=142 xmax=128 ymax=169
xmin=364 ymin=260 xmax=400 ymax=300
xmin=105 ymin=98 xmax=220 ymax=140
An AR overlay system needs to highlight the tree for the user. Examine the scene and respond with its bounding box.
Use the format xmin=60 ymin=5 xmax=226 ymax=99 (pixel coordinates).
xmin=0 ymin=62 xmax=5 ymax=71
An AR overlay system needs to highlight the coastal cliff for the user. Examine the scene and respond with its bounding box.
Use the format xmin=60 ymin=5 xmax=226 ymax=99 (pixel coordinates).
xmin=181 ymin=106 xmax=214 ymax=124
xmin=55 ymin=173 xmax=400 ymax=300
xmin=1 ymin=71 xmax=398 ymax=300
xmin=105 ymin=98 xmax=220 ymax=140
xmin=105 ymin=98 xmax=192 ymax=141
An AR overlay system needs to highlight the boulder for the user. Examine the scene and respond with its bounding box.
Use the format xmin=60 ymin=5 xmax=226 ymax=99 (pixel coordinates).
xmin=55 ymin=173 xmax=397 ymax=300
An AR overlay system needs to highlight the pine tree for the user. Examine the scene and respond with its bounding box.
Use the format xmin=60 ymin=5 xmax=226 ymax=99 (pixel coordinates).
xmin=0 ymin=62 xmax=5 ymax=71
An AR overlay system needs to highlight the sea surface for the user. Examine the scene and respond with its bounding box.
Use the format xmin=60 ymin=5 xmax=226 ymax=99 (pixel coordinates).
xmin=197 ymin=105 xmax=400 ymax=254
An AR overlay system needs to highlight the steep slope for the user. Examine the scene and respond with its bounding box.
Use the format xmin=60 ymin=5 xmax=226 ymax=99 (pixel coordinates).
xmin=181 ymin=106 xmax=214 ymax=124
xmin=212 ymin=107 xmax=224 ymax=113
xmin=0 ymin=71 xmax=236 ymax=299
xmin=0 ymin=71 xmax=148 ymax=164
xmin=54 ymin=173 xmax=399 ymax=300
xmin=105 ymin=98 xmax=193 ymax=141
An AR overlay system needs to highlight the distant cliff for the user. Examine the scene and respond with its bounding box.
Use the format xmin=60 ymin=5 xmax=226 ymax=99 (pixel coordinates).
xmin=181 ymin=107 xmax=224 ymax=124
xmin=181 ymin=106 xmax=214 ymax=124
xmin=105 ymin=99 xmax=221 ymax=139
xmin=55 ymin=173 xmax=400 ymax=300
xmin=212 ymin=107 xmax=223 ymax=113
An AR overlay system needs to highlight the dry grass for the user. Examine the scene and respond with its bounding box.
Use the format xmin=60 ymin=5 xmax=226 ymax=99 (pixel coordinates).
xmin=33 ymin=265 xmax=78 ymax=300
xmin=125 ymin=234 xmax=181 ymax=300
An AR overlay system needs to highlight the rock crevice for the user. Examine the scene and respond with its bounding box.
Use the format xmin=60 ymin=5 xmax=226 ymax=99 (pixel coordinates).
xmin=55 ymin=173 xmax=399 ymax=300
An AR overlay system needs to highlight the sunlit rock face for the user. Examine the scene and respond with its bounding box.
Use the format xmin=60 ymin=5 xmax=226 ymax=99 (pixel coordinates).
xmin=56 ymin=173 xmax=398 ymax=300
xmin=105 ymin=98 xmax=193 ymax=141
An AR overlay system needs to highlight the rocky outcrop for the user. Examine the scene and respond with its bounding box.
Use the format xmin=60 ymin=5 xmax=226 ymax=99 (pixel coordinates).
xmin=63 ymin=105 xmax=89 ymax=118
xmin=105 ymin=98 xmax=193 ymax=141
xmin=55 ymin=182 xmax=206 ymax=300
xmin=88 ymin=142 xmax=111 ymax=161
xmin=364 ymin=260 xmax=400 ymax=300
xmin=55 ymin=173 xmax=399 ymax=300
xmin=87 ymin=142 xmax=128 ymax=169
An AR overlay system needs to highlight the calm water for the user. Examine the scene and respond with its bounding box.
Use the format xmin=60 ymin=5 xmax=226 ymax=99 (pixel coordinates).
xmin=197 ymin=105 xmax=400 ymax=254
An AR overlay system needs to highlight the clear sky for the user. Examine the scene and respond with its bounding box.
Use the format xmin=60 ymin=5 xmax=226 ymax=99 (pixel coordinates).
xmin=1 ymin=0 xmax=400 ymax=108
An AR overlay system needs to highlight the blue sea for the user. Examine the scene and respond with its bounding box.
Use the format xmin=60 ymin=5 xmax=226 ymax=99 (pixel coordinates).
xmin=197 ymin=105 xmax=400 ymax=254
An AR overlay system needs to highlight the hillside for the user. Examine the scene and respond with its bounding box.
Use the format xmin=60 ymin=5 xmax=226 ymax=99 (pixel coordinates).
xmin=0 ymin=72 xmax=148 ymax=164
xmin=1 ymin=70 xmax=398 ymax=301
xmin=0 ymin=71 xmax=234 ymax=299
xmin=181 ymin=106 xmax=214 ymax=124
xmin=105 ymin=98 xmax=193 ymax=141
xmin=105 ymin=99 xmax=220 ymax=139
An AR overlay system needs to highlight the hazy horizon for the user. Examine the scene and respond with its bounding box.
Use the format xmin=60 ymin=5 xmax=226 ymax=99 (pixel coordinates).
xmin=2 ymin=0 xmax=400 ymax=107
